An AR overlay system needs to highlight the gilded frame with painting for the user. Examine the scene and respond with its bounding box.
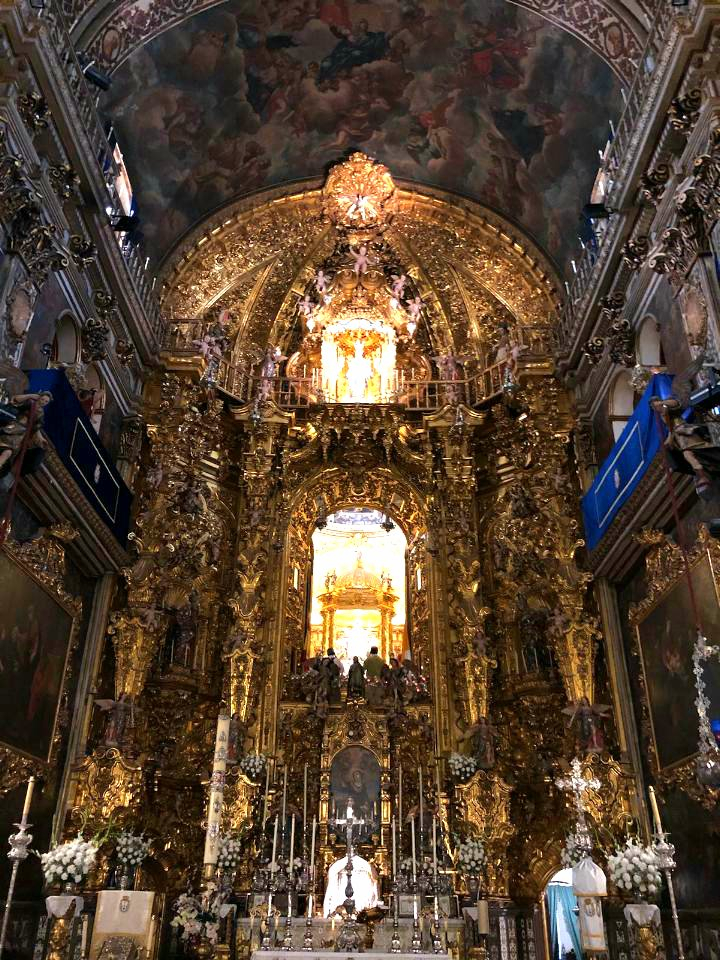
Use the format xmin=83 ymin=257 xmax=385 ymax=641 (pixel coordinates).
xmin=0 ymin=542 xmax=79 ymax=768
xmin=631 ymin=532 xmax=720 ymax=774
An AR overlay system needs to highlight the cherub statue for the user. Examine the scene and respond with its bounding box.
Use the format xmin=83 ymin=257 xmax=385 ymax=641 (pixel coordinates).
xmin=407 ymin=296 xmax=423 ymax=323
xmin=315 ymin=269 xmax=330 ymax=298
xmin=562 ymin=697 xmax=610 ymax=754
xmin=298 ymin=293 xmax=315 ymax=318
xmin=349 ymin=244 xmax=373 ymax=276
xmin=390 ymin=273 xmax=407 ymax=306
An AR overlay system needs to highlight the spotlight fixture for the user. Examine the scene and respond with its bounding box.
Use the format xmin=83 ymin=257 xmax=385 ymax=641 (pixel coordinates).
xmin=77 ymin=53 xmax=112 ymax=91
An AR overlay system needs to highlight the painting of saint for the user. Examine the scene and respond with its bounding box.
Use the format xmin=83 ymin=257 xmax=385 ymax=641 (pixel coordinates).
xmin=0 ymin=552 xmax=74 ymax=762
xmin=637 ymin=553 xmax=720 ymax=771
xmin=330 ymin=745 xmax=380 ymax=840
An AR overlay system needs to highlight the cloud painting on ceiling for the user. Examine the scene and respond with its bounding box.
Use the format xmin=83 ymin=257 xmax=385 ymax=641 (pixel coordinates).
xmin=105 ymin=0 xmax=622 ymax=271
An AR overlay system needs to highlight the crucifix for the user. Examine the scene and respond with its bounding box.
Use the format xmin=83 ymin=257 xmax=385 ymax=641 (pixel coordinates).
xmin=555 ymin=757 xmax=600 ymax=854
xmin=331 ymin=800 xmax=366 ymax=952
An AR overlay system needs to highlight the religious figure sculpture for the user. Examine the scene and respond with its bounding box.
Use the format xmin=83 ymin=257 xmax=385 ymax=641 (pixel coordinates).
xmin=563 ymin=698 xmax=610 ymax=755
xmin=345 ymin=341 xmax=372 ymax=401
xmin=349 ymin=244 xmax=373 ymax=276
xmin=257 ymin=345 xmax=286 ymax=403
xmin=94 ymin=693 xmax=134 ymax=748
xmin=465 ymin=715 xmax=497 ymax=769
xmin=0 ymin=391 xmax=53 ymax=478
xmin=390 ymin=273 xmax=406 ymax=306
xmin=652 ymin=394 xmax=720 ymax=498
xmin=322 ymin=647 xmax=343 ymax=703
xmin=347 ymin=656 xmax=365 ymax=700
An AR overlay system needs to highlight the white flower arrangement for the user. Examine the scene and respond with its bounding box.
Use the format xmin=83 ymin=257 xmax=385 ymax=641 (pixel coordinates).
xmin=239 ymin=753 xmax=267 ymax=781
xmin=217 ymin=834 xmax=243 ymax=873
xmin=116 ymin=831 xmax=150 ymax=868
xmin=448 ymin=752 xmax=477 ymax=782
xmin=560 ymin=830 xmax=588 ymax=868
xmin=607 ymin=840 xmax=663 ymax=901
xmin=171 ymin=882 xmax=225 ymax=945
xmin=456 ymin=837 xmax=486 ymax=875
xmin=39 ymin=836 xmax=98 ymax=887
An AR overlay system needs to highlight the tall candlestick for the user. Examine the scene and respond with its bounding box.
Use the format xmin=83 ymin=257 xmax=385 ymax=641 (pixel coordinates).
xmin=0 ymin=778 xmax=35 ymax=960
xmin=283 ymin=815 xmax=296 ymax=949
xmin=436 ymin=761 xmax=442 ymax=807
xmin=270 ymin=816 xmax=279 ymax=876
xmin=203 ymin=713 xmax=231 ymax=874
xmin=262 ymin=815 xmax=280 ymax=949
xmin=310 ymin=817 xmax=317 ymax=872
xmin=648 ymin=786 xmax=663 ymax=834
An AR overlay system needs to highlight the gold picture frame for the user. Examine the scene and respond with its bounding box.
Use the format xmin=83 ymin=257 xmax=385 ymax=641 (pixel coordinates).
xmin=630 ymin=528 xmax=720 ymax=777
xmin=0 ymin=528 xmax=81 ymax=794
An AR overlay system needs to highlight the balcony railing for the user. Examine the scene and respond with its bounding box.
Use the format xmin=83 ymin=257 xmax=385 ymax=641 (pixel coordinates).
xmin=25 ymin=0 xmax=163 ymax=342
xmin=557 ymin=0 xmax=679 ymax=350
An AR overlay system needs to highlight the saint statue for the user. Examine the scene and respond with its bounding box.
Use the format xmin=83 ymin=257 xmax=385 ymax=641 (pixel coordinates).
xmin=347 ymin=656 xmax=365 ymax=700
xmin=345 ymin=341 xmax=372 ymax=401
xmin=465 ymin=716 xmax=497 ymax=769
xmin=95 ymin=693 xmax=134 ymax=748
xmin=563 ymin=698 xmax=610 ymax=755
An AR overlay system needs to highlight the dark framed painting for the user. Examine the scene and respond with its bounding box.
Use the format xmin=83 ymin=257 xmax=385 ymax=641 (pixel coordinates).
xmin=0 ymin=548 xmax=75 ymax=763
xmin=636 ymin=551 xmax=720 ymax=772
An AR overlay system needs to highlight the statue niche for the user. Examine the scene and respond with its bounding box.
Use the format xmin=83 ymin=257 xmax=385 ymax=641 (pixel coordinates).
xmin=329 ymin=745 xmax=380 ymax=844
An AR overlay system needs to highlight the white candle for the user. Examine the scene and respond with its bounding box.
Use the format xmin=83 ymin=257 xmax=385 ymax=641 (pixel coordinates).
xmin=478 ymin=900 xmax=490 ymax=935
xmin=418 ymin=766 xmax=424 ymax=849
xmin=282 ymin=764 xmax=288 ymax=824
xmin=398 ymin=766 xmax=403 ymax=830
xmin=648 ymin=786 xmax=663 ymax=834
xmin=436 ymin=761 xmax=442 ymax=806
xmin=262 ymin=760 xmax=270 ymax=827
xmin=21 ymin=777 xmax=35 ymax=823
xmin=310 ymin=817 xmax=317 ymax=871
xmin=203 ymin=713 xmax=231 ymax=868
xmin=411 ymin=817 xmax=417 ymax=882
xmin=392 ymin=817 xmax=397 ymax=879
xmin=270 ymin=815 xmax=279 ymax=876
xmin=303 ymin=763 xmax=308 ymax=835
xmin=432 ymin=816 xmax=437 ymax=873
xmin=289 ymin=814 xmax=296 ymax=875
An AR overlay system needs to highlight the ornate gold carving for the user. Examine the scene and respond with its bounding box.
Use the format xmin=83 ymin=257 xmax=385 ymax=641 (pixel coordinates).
xmin=322 ymin=152 xmax=396 ymax=233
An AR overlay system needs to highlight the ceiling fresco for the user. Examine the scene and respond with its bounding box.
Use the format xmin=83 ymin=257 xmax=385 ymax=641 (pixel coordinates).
xmin=104 ymin=0 xmax=623 ymax=273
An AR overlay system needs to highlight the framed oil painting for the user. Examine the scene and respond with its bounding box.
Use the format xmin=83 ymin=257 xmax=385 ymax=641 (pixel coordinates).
xmin=0 ymin=548 xmax=75 ymax=763
xmin=636 ymin=551 xmax=720 ymax=772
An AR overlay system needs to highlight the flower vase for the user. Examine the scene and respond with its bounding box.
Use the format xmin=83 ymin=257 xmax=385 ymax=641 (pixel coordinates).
xmin=193 ymin=936 xmax=214 ymax=959
xmin=624 ymin=904 xmax=661 ymax=960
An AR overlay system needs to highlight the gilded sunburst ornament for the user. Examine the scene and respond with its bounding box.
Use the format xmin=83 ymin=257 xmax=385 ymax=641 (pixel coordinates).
xmin=322 ymin=153 xmax=397 ymax=232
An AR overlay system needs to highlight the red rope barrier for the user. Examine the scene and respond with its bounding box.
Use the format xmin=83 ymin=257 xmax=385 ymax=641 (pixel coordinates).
xmin=0 ymin=399 xmax=39 ymax=547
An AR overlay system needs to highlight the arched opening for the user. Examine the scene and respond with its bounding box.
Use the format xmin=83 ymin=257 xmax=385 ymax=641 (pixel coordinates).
xmin=636 ymin=315 xmax=663 ymax=367
xmin=544 ymin=868 xmax=583 ymax=960
xmin=309 ymin=507 xmax=407 ymax=669
xmin=51 ymin=313 xmax=80 ymax=364
xmin=609 ymin=371 xmax=635 ymax=441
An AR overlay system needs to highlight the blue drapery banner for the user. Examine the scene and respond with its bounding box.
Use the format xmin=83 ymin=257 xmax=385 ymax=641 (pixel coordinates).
xmin=26 ymin=369 xmax=132 ymax=545
xmin=582 ymin=374 xmax=674 ymax=551
xmin=546 ymin=883 xmax=584 ymax=960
